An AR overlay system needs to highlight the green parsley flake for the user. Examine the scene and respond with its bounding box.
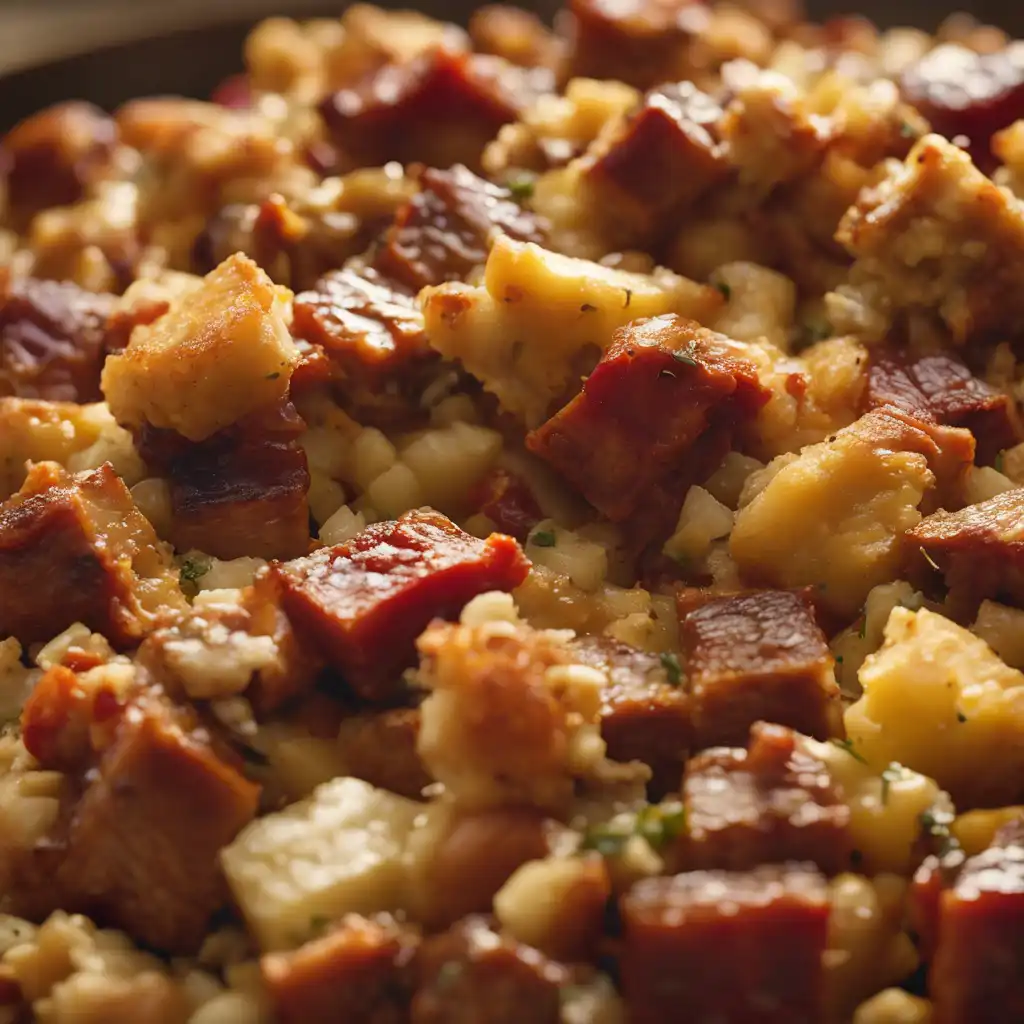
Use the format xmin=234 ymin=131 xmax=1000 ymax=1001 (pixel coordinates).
xmin=660 ymin=652 xmax=683 ymax=685
xmin=995 ymin=452 xmax=1006 ymax=473
xmin=530 ymin=529 xmax=557 ymax=548
xmin=831 ymin=737 xmax=868 ymax=764
xmin=899 ymin=120 xmax=918 ymax=139
xmin=714 ymin=281 xmax=731 ymax=300
xmin=880 ymin=763 xmax=903 ymax=805
xmin=506 ymin=176 xmax=535 ymax=201
xmin=672 ymin=350 xmax=698 ymax=368
xmin=179 ymin=555 xmax=211 ymax=585
xmin=919 ymin=806 xmax=960 ymax=857
xmin=581 ymin=802 xmax=686 ymax=859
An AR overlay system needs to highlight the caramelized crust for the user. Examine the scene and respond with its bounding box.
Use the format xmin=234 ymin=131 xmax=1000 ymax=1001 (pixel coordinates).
xmin=0 ymin=462 xmax=185 ymax=646
xmin=0 ymin=276 xmax=114 ymax=403
xmin=374 ymin=164 xmax=546 ymax=291
xmin=679 ymin=589 xmax=840 ymax=748
xmin=620 ymin=865 xmax=830 ymax=1024
xmin=526 ymin=315 xmax=769 ymax=522
xmin=336 ymin=707 xmax=431 ymax=799
xmin=271 ymin=510 xmax=530 ymax=699
xmin=319 ymin=48 xmax=552 ymax=171
xmin=262 ymin=914 xmax=417 ymax=1024
xmin=681 ymin=723 xmax=852 ymax=875
xmin=570 ymin=635 xmax=692 ymax=796
xmin=410 ymin=916 xmax=568 ymax=1024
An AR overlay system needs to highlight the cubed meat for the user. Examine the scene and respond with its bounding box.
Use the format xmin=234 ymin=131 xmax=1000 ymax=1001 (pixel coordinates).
xmin=468 ymin=5 xmax=560 ymax=68
xmin=679 ymin=589 xmax=841 ymax=749
xmin=319 ymin=48 xmax=551 ymax=172
xmin=337 ymin=707 xmax=431 ymax=800
xmin=526 ymin=315 xmax=769 ymax=522
xmin=570 ymin=635 xmax=692 ymax=797
xmin=901 ymin=43 xmax=1024 ymax=172
xmin=262 ymin=913 xmax=417 ymax=1024
xmin=563 ymin=0 xmax=710 ymax=90
xmin=834 ymin=134 xmax=1024 ymax=343
xmin=0 ymin=276 xmax=114 ymax=403
xmin=375 ymin=164 xmax=546 ymax=291
xmin=291 ymin=267 xmax=438 ymax=427
xmin=930 ymin=818 xmax=1024 ymax=1023
xmin=0 ymin=462 xmax=186 ymax=646
xmin=159 ymin=403 xmax=312 ymax=562
xmin=866 ymin=351 xmax=1020 ymax=463
xmin=620 ymin=865 xmax=830 ymax=1024
xmin=681 ymin=723 xmax=852 ymax=875
xmin=582 ymin=83 xmax=727 ymax=246
xmin=908 ymin=486 xmax=1024 ymax=614
xmin=466 ymin=468 xmax=543 ymax=543
xmin=271 ymin=510 xmax=530 ymax=699
xmin=410 ymin=916 xmax=569 ymax=1024
xmin=52 ymin=692 xmax=259 ymax=953
xmin=102 ymin=253 xmax=298 ymax=442
xmin=1 ymin=101 xmax=118 ymax=225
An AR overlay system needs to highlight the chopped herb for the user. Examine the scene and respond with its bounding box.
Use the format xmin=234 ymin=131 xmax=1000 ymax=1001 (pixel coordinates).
xmin=995 ymin=451 xmax=1006 ymax=473
xmin=531 ymin=529 xmax=557 ymax=548
xmin=714 ymin=281 xmax=731 ymax=300
xmin=179 ymin=554 xmax=211 ymax=585
xmin=880 ymin=763 xmax=903 ymax=805
xmin=956 ymin=711 xmax=968 ymax=723
xmin=831 ymin=737 xmax=868 ymax=764
xmin=580 ymin=822 xmax=633 ymax=858
xmin=658 ymin=369 xmax=677 ymax=380
xmin=506 ymin=175 xmax=535 ymax=201
xmin=436 ymin=961 xmax=464 ymax=989
xmin=636 ymin=801 xmax=686 ymax=849
xmin=264 ymin=371 xmax=281 ymax=380
xmin=919 ymin=806 xmax=960 ymax=857
xmin=920 ymin=547 xmax=941 ymax=572
xmin=857 ymin=617 xmax=867 ymax=639
xmin=671 ymin=350 xmax=698 ymax=368
xmin=623 ymin=288 xmax=633 ymax=308
xmin=900 ymin=119 xmax=918 ymax=139
xmin=660 ymin=652 xmax=683 ymax=686
xmin=835 ymin=655 xmax=844 ymax=665
xmin=580 ymin=303 xmax=598 ymax=313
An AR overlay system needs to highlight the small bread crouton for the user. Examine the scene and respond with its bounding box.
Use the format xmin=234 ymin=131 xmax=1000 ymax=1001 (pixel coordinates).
xmin=102 ymin=253 xmax=298 ymax=442
xmin=832 ymin=134 xmax=1024 ymax=342
xmin=416 ymin=616 xmax=616 ymax=813
xmin=908 ymin=486 xmax=1024 ymax=616
xmin=730 ymin=408 xmax=972 ymax=618
xmin=0 ymin=462 xmax=186 ymax=646
xmin=221 ymin=777 xmax=423 ymax=951
xmin=261 ymin=913 xmax=417 ymax=1024
xmin=846 ymin=607 xmax=1024 ymax=809
xmin=421 ymin=236 xmax=721 ymax=425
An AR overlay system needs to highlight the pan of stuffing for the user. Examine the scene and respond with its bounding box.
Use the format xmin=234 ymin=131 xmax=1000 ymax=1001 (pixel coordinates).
xmin=5 ymin=0 xmax=1024 ymax=1021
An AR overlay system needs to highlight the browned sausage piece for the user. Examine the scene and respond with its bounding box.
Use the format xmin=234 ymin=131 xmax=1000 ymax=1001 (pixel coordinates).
xmin=930 ymin=817 xmax=1024 ymax=1024
xmin=262 ymin=913 xmax=418 ymax=1024
xmin=570 ymin=635 xmax=692 ymax=797
xmin=319 ymin=48 xmax=552 ymax=172
xmin=410 ymin=916 xmax=569 ymax=1024
xmin=0 ymin=276 xmax=115 ymax=403
xmin=679 ymin=588 xmax=841 ymax=749
xmin=526 ymin=315 xmax=769 ymax=522
xmin=620 ymin=864 xmax=830 ymax=1024
xmin=0 ymin=462 xmax=186 ymax=646
xmin=374 ymin=165 xmax=546 ymax=291
xmin=681 ymin=723 xmax=852 ymax=874
xmin=271 ymin=509 xmax=530 ymax=700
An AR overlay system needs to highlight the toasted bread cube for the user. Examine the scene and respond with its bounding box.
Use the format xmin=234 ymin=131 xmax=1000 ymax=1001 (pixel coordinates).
xmin=846 ymin=607 xmax=1024 ymax=808
xmin=0 ymin=462 xmax=186 ymax=645
xmin=221 ymin=777 xmax=423 ymax=951
xmin=102 ymin=254 xmax=298 ymax=442
xmin=421 ymin=236 xmax=721 ymax=425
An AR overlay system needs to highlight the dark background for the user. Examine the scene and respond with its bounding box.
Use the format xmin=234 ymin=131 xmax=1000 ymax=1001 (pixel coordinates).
xmin=0 ymin=0 xmax=1022 ymax=129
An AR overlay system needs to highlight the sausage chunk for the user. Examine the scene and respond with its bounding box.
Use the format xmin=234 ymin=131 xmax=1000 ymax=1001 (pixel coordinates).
xmin=679 ymin=588 xmax=841 ymax=749
xmin=0 ymin=462 xmax=186 ymax=646
xmin=929 ymin=818 xmax=1024 ymax=1024
xmin=0 ymin=276 xmax=114 ymax=403
xmin=570 ymin=635 xmax=692 ymax=797
xmin=526 ymin=315 xmax=769 ymax=522
xmin=411 ymin=916 xmax=569 ymax=1024
xmin=262 ymin=913 xmax=417 ymax=1024
xmin=374 ymin=164 xmax=546 ymax=291
xmin=319 ymin=48 xmax=551 ymax=172
xmin=466 ymin=468 xmax=544 ymax=543
xmin=681 ymin=723 xmax=852 ymax=875
xmin=866 ymin=351 xmax=1019 ymax=462
xmin=620 ymin=865 xmax=830 ymax=1024
xmin=271 ymin=510 xmax=530 ymax=700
